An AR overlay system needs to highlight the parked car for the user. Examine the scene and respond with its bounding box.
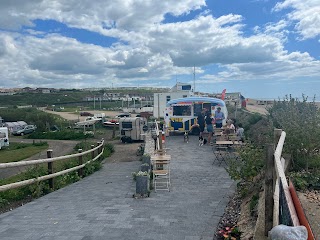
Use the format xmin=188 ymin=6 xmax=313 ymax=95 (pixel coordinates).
xmin=115 ymin=113 xmax=131 ymax=118
xmin=12 ymin=125 xmax=36 ymax=136
xmin=80 ymin=112 xmax=93 ymax=116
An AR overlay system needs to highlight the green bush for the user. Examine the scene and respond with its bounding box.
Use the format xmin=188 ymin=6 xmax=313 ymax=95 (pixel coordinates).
xmin=268 ymin=95 xmax=320 ymax=171
xmin=0 ymin=107 xmax=68 ymax=131
xmin=103 ymin=143 xmax=115 ymax=158
xmin=55 ymin=171 xmax=81 ymax=189
xmin=226 ymin=144 xmax=264 ymax=182
xmin=83 ymin=161 xmax=102 ymax=176
xmin=249 ymin=194 xmax=259 ymax=216
xmin=27 ymin=130 xmax=93 ymax=140
xmin=247 ymin=113 xmax=262 ymax=125
xmin=289 ymin=171 xmax=320 ymax=191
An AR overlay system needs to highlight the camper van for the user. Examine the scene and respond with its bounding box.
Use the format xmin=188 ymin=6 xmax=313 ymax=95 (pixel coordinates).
xmin=0 ymin=127 xmax=9 ymax=149
xmin=119 ymin=117 xmax=147 ymax=143
xmin=165 ymin=96 xmax=228 ymax=135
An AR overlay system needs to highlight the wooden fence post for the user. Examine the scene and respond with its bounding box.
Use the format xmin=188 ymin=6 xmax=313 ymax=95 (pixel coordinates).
xmin=97 ymin=142 xmax=101 ymax=160
xmin=159 ymin=131 xmax=163 ymax=150
xmin=47 ymin=149 xmax=54 ymax=190
xmin=265 ymin=144 xmax=275 ymax=236
xmin=274 ymin=129 xmax=282 ymax=145
xmin=91 ymin=144 xmax=95 ymax=160
xmin=78 ymin=149 xmax=83 ymax=177
xmin=112 ymin=125 xmax=116 ymax=139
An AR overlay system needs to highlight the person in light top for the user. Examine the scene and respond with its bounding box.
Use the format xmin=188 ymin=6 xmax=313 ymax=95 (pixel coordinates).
xmin=226 ymin=119 xmax=235 ymax=131
xmin=236 ymin=123 xmax=245 ymax=142
xmin=214 ymin=107 xmax=225 ymax=128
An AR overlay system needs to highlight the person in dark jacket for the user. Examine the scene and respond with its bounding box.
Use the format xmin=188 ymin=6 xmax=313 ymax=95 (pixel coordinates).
xmin=205 ymin=111 xmax=214 ymax=144
xmin=197 ymin=109 xmax=205 ymax=137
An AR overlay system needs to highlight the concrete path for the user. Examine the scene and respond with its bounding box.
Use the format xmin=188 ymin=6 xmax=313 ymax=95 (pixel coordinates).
xmin=0 ymin=135 xmax=235 ymax=240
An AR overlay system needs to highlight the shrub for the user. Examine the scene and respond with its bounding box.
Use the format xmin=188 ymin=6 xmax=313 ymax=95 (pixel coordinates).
xmin=268 ymin=95 xmax=320 ymax=171
xmin=83 ymin=161 xmax=102 ymax=177
xmin=20 ymin=166 xmax=50 ymax=198
xmin=103 ymin=143 xmax=114 ymax=158
xmin=27 ymin=130 xmax=93 ymax=140
xmin=289 ymin=170 xmax=320 ymax=191
xmin=226 ymin=144 xmax=264 ymax=182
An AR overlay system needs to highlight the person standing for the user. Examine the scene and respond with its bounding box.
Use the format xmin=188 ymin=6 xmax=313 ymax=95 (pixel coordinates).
xmin=214 ymin=107 xmax=225 ymax=128
xmin=164 ymin=113 xmax=170 ymax=136
xmin=205 ymin=111 xmax=214 ymax=145
xmin=236 ymin=123 xmax=245 ymax=142
xmin=197 ymin=109 xmax=205 ymax=137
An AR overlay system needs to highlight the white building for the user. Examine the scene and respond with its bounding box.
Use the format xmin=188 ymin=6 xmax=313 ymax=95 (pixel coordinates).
xmin=153 ymin=82 xmax=193 ymax=118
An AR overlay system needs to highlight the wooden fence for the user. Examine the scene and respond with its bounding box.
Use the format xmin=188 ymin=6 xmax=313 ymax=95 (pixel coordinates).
xmin=265 ymin=130 xmax=300 ymax=234
xmin=0 ymin=139 xmax=104 ymax=192
xmin=265 ymin=129 xmax=316 ymax=239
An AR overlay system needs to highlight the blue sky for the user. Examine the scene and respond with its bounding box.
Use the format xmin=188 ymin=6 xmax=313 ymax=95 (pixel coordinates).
xmin=0 ymin=0 xmax=319 ymax=99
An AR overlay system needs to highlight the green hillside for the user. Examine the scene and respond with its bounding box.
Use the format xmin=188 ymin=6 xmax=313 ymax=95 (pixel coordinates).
xmin=0 ymin=89 xmax=159 ymax=108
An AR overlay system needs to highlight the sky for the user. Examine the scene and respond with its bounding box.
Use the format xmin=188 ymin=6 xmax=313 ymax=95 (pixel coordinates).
xmin=0 ymin=0 xmax=319 ymax=99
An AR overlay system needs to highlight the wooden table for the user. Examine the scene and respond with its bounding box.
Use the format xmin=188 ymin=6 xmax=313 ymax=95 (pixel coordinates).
xmin=216 ymin=140 xmax=242 ymax=145
xmin=151 ymin=154 xmax=171 ymax=161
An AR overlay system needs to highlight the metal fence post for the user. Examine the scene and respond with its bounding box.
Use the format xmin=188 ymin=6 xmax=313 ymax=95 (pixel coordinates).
xmin=47 ymin=149 xmax=54 ymax=190
xmin=78 ymin=149 xmax=83 ymax=177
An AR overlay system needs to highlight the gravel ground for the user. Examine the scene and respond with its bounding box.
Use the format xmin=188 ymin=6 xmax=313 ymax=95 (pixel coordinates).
xmin=298 ymin=190 xmax=320 ymax=239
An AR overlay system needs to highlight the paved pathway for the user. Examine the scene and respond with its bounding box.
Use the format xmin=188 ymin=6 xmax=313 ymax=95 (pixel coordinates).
xmin=0 ymin=135 xmax=235 ymax=240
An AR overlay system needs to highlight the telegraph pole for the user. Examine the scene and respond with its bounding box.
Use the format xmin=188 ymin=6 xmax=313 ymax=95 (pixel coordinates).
xmin=193 ymin=65 xmax=196 ymax=93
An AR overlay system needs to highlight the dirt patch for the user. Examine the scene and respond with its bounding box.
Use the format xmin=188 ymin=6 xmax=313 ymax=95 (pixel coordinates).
xmin=246 ymin=105 xmax=268 ymax=115
xmin=298 ymin=190 xmax=320 ymax=239
xmin=41 ymin=109 xmax=128 ymax=121
xmin=104 ymin=140 xmax=143 ymax=163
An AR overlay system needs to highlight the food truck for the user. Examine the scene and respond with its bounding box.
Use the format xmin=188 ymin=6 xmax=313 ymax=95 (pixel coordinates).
xmin=165 ymin=96 xmax=228 ymax=135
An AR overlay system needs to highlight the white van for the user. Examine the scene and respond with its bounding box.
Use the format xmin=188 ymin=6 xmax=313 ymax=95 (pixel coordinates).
xmin=0 ymin=127 xmax=9 ymax=149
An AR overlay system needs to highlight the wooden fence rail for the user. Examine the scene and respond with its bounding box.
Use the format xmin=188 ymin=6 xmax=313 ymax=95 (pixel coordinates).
xmin=265 ymin=130 xmax=300 ymax=235
xmin=0 ymin=139 xmax=104 ymax=192
xmin=273 ymin=131 xmax=299 ymax=227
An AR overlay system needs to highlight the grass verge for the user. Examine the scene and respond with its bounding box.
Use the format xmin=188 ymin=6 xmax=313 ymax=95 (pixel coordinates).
xmin=0 ymin=142 xmax=48 ymax=164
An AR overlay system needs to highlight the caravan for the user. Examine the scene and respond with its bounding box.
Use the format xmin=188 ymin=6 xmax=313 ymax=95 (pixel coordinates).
xmin=165 ymin=96 xmax=228 ymax=135
xmin=0 ymin=127 xmax=9 ymax=149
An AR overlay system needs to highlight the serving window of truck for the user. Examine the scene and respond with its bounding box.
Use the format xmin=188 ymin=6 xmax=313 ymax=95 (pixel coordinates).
xmin=172 ymin=104 xmax=192 ymax=116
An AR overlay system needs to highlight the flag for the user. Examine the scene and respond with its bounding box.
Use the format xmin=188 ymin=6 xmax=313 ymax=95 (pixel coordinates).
xmin=221 ymin=89 xmax=226 ymax=100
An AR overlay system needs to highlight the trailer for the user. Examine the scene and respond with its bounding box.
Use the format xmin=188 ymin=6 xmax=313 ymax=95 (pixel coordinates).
xmin=0 ymin=127 xmax=9 ymax=149
xmin=119 ymin=117 xmax=147 ymax=143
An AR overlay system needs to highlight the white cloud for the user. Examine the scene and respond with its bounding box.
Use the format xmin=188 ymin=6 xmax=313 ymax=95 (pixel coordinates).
xmin=0 ymin=0 xmax=319 ymax=89
xmin=148 ymin=15 xmax=284 ymax=67
xmin=0 ymin=0 xmax=206 ymax=32
xmin=273 ymin=0 xmax=320 ymax=40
